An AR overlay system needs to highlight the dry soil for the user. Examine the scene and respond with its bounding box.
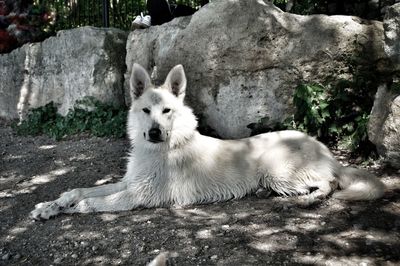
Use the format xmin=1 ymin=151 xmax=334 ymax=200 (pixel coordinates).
xmin=0 ymin=122 xmax=399 ymax=266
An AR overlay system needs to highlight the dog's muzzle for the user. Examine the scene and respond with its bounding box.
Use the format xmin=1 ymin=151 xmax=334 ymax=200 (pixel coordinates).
xmin=148 ymin=128 xmax=163 ymax=143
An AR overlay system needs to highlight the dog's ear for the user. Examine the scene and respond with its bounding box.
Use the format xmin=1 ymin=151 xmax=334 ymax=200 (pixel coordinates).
xmin=164 ymin=64 xmax=186 ymax=100
xmin=130 ymin=63 xmax=151 ymax=100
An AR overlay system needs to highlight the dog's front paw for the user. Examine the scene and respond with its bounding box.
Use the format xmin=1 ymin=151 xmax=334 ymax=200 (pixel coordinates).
xmin=63 ymin=199 xmax=95 ymax=213
xmin=30 ymin=201 xmax=61 ymax=220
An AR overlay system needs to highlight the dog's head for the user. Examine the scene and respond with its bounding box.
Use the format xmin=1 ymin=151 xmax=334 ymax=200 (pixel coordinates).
xmin=127 ymin=63 xmax=198 ymax=149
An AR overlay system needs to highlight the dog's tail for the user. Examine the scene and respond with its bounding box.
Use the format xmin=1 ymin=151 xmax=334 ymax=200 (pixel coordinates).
xmin=332 ymin=167 xmax=385 ymax=201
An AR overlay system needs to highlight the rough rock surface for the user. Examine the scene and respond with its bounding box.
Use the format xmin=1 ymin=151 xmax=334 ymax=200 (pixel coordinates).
xmin=369 ymin=3 xmax=400 ymax=169
xmin=384 ymin=3 xmax=400 ymax=69
xmin=126 ymin=0 xmax=386 ymax=138
xmin=369 ymin=84 xmax=400 ymax=169
xmin=0 ymin=26 xmax=128 ymax=120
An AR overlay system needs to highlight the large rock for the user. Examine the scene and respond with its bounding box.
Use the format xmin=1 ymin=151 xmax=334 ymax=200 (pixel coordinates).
xmin=125 ymin=0 xmax=386 ymax=138
xmin=369 ymin=3 xmax=400 ymax=169
xmin=0 ymin=26 xmax=128 ymax=120
xmin=384 ymin=3 xmax=400 ymax=69
xmin=368 ymin=84 xmax=400 ymax=168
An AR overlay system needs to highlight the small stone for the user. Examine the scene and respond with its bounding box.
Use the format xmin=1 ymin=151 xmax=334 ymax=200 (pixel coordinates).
xmin=152 ymin=249 xmax=160 ymax=254
xmin=54 ymin=257 xmax=62 ymax=264
xmin=92 ymin=246 xmax=98 ymax=251
xmin=210 ymin=255 xmax=218 ymax=260
xmin=14 ymin=253 xmax=21 ymax=259
xmin=2 ymin=253 xmax=10 ymax=260
xmin=71 ymin=254 xmax=78 ymax=259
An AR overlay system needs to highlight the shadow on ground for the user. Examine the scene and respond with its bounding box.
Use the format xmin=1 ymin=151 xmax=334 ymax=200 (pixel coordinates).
xmin=0 ymin=124 xmax=399 ymax=265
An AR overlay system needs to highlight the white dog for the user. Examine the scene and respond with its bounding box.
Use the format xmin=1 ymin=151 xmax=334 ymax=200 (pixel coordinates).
xmin=31 ymin=63 xmax=385 ymax=220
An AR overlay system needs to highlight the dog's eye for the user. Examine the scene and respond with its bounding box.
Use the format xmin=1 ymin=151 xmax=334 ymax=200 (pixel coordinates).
xmin=163 ymin=108 xmax=171 ymax=114
xmin=142 ymin=108 xmax=150 ymax=114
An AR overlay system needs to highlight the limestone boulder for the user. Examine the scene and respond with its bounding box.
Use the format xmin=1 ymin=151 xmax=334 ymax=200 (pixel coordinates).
xmin=384 ymin=3 xmax=400 ymax=69
xmin=368 ymin=84 xmax=400 ymax=168
xmin=0 ymin=26 xmax=128 ymax=120
xmin=125 ymin=0 xmax=386 ymax=138
xmin=368 ymin=3 xmax=400 ymax=169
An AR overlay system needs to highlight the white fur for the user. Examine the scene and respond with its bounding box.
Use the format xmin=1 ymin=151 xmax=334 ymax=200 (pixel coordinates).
xmin=147 ymin=252 xmax=168 ymax=266
xmin=30 ymin=64 xmax=385 ymax=220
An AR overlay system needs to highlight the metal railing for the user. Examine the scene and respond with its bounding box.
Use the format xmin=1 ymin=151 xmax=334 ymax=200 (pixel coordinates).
xmin=36 ymin=0 xmax=203 ymax=31
xmin=36 ymin=0 xmax=145 ymax=30
xmin=37 ymin=0 xmax=392 ymax=31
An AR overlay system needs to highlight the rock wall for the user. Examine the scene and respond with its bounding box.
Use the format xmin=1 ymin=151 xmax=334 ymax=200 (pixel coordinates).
xmin=0 ymin=26 xmax=128 ymax=120
xmin=369 ymin=84 xmax=400 ymax=168
xmin=384 ymin=3 xmax=400 ymax=69
xmin=125 ymin=0 xmax=386 ymax=138
xmin=369 ymin=3 xmax=400 ymax=169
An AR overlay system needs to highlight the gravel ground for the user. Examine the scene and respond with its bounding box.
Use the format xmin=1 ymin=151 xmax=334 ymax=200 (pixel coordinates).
xmin=0 ymin=121 xmax=399 ymax=266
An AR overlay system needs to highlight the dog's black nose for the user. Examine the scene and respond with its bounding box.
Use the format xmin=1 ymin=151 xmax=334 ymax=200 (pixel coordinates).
xmin=148 ymin=128 xmax=162 ymax=142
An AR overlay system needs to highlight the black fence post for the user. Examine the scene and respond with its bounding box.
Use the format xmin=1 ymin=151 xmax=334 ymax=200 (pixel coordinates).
xmin=102 ymin=0 xmax=110 ymax=27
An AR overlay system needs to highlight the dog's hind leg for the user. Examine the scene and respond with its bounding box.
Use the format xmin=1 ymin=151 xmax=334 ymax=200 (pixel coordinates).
xmin=30 ymin=182 xmax=127 ymax=220
xmin=297 ymin=179 xmax=338 ymax=206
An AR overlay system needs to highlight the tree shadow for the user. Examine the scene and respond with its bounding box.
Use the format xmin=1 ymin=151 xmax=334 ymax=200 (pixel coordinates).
xmin=1 ymin=122 xmax=399 ymax=265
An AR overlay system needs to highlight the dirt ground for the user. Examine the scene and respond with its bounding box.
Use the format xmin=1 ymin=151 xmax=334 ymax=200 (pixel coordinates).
xmin=0 ymin=121 xmax=399 ymax=266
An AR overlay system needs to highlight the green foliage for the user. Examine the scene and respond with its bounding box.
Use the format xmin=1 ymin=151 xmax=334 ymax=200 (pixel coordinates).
xmin=176 ymin=0 xmax=205 ymax=7
xmin=285 ymin=82 xmax=373 ymax=152
xmin=0 ymin=1 xmax=55 ymax=54
xmin=290 ymin=0 xmax=324 ymax=15
xmin=292 ymin=84 xmax=330 ymax=136
xmin=14 ymin=97 xmax=128 ymax=140
xmin=391 ymin=82 xmax=400 ymax=94
xmin=280 ymin=41 xmax=380 ymax=154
